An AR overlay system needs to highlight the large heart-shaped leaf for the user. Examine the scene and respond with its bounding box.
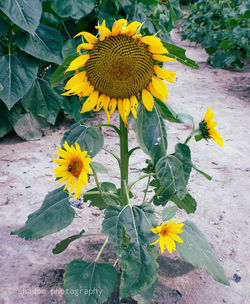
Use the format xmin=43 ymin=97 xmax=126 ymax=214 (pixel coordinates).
xmin=16 ymin=24 xmax=63 ymax=65
xmin=0 ymin=52 xmax=38 ymax=109
xmin=172 ymin=143 xmax=192 ymax=184
xmin=102 ymin=204 xmax=158 ymax=298
xmin=64 ymin=259 xmax=117 ymax=304
xmin=155 ymin=155 xmax=187 ymax=200
xmin=21 ymin=78 xmax=65 ymax=125
xmin=177 ymin=221 xmax=230 ymax=285
xmin=0 ymin=0 xmax=42 ymax=35
xmin=0 ymin=100 xmax=12 ymax=138
xmin=135 ymin=105 xmax=167 ymax=165
xmin=62 ymin=120 xmax=104 ymax=158
xmin=50 ymin=0 xmax=95 ymax=20
xmin=11 ymin=187 xmax=75 ymax=240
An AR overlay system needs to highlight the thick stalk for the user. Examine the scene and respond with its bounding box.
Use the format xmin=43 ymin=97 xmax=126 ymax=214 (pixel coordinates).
xmin=119 ymin=117 xmax=129 ymax=206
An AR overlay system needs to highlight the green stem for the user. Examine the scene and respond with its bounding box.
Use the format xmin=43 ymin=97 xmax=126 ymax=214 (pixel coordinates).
xmin=83 ymin=191 xmax=122 ymax=203
xmin=95 ymin=237 xmax=109 ymax=262
xmin=184 ymin=135 xmax=192 ymax=145
xmin=143 ymin=175 xmax=151 ymax=202
xmin=90 ymin=163 xmax=102 ymax=194
xmin=61 ymin=18 xmax=71 ymax=39
xmin=102 ymin=147 xmax=120 ymax=166
xmin=8 ymin=19 xmax=13 ymax=56
xmin=128 ymin=146 xmax=140 ymax=158
xmin=128 ymin=173 xmax=155 ymax=191
xmin=148 ymin=186 xmax=164 ymax=203
xmin=93 ymin=124 xmax=120 ymax=135
xmin=119 ymin=117 xmax=129 ymax=206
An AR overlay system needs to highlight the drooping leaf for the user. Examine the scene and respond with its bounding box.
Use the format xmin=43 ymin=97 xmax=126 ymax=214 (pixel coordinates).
xmin=61 ymin=120 xmax=104 ymax=158
xmin=50 ymin=54 xmax=78 ymax=88
xmin=154 ymin=98 xmax=182 ymax=123
xmin=0 ymin=52 xmax=38 ymax=109
xmin=170 ymin=192 xmax=197 ymax=214
xmin=162 ymin=205 xmax=178 ymax=221
xmin=135 ymin=105 xmax=167 ymax=165
xmin=172 ymin=143 xmax=192 ymax=184
xmin=84 ymin=182 xmax=120 ymax=210
xmin=21 ymin=78 xmax=64 ymax=125
xmin=177 ymin=220 xmax=230 ymax=285
xmin=155 ymin=155 xmax=187 ymax=200
xmin=0 ymin=0 xmax=42 ymax=35
xmin=102 ymin=204 xmax=158 ymax=298
xmin=163 ymin=42 xmax=199 ymax=69
xmin=11 ymin=187 xmax=75 ymax=240
xmin=13 ymin=112 xmax=48 ymax=141
xmin=64 ymin=259 xmax=117 ymax=304
xmin=50 ymin=0 xmax=95 ymax=20
xmin=16 ymin=24 xmax=63 ymax=65
xmin=52 ymin=229 xmax=85 ymax=254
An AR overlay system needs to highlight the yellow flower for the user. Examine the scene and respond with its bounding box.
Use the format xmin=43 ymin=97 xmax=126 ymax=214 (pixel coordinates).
xmin=53 ymin=141 xmax=92 ymax=199
xmin=150 ymin=220 xmax=184 ymax=254
xmin=62 ymin=19 xmax=176 ymax=126
xmin=199 ymin=107 xmax=224 ymax=147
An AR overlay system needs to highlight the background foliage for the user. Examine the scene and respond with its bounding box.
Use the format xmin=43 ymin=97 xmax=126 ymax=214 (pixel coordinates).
xmin=0 ymin=0 xmax=182 ymax=140
xmin=181 ymin=0 xmax=250 ymax=69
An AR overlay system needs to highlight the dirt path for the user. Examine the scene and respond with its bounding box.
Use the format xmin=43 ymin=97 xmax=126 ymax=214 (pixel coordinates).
xmin=0 ymin=30 xmax=249 ymax=304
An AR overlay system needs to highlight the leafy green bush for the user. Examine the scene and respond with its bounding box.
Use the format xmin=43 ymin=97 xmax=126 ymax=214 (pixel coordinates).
xmin=181 ymin=0 xmax=250 ymax=69
xmin=0 ymin=0 xmax=184 ymax=140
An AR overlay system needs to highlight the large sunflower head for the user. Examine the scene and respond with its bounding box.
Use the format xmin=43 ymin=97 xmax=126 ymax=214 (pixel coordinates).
xmin=199 ymin=107 xmax=224 ymax=147
xmin=62 ymin=19 xmax=176 ymax=126
xmin=150 ymin=219 xmax=184 ymax=254
xmin=53 ymin=141 xmax=92 ymax=199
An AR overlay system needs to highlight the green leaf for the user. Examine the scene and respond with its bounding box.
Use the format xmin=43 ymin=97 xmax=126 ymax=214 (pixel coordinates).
xmin=162 ymin=205 xmax=178 ymax=221
xmin=91 ymin=162 xmax=108 ymax=174
xmin=0 ymin=0 xmax=42 ymax=35
xmin=102 ymin=204 xmax=158 ymax=298
xmin=64 ymin=259 xmax=117 ymax=304
xmin=0 ymin=100 xmax=12 ymax=138
xmin=170 ymin=193 xmax=197 ymax=214
xmin=84 ymin=182 xmax=120 ymax=210
xmin=13 ymin=112 xmax=48 ymax=141
xmin=61 ymin=120 xmax=104 ymax=158
xmin=51 ymin=0 xmax=95 ymax=20
xmin=176 ymin=112 xmax=195 ymax=127
xmin=21 ymin=78 xmax=64 ymax=125
xmin=177 ymin=220 xmax=230 ymax=285
xmin=154 ymin=99 xmax=182 ymax=123
xmin=11 ymin=187 xmax=75 ymax=240
xmin=16 ymin=24 xmax=63 ymax=65
xmin=0 ymin=52 xmax=38 ymax=110
xmin=52 ymin=229 xmax=85 ymax=254
xmin=135 ymin=105 xmax=167 ymax=165
xmin=0 ymin=17 xmax=8 ymax=37
xmin=155 ymin=155 xmax=187 ymax=200
xmin=63 ymin=95 xmax=86 ymax=122
xmin=50 ymin=54 xmax=78 ymax=88
xmin=62 ymin=39 xmax=79 ymax=59
xmin=163 ymin=42 xmax=199 ymax=69
xmin=172 ymin=143 xmax=192 ymax=184
xmin=192 ymin=163 xmax=212 ymax=180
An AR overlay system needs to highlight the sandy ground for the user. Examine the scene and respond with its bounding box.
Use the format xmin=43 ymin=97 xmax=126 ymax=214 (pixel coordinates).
xmin=0 ymin=30 xmax=250 ymax=304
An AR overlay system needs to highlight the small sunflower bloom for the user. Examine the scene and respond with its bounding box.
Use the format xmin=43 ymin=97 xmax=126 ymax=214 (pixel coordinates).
xmin=53 ymin=141 xmax=92 ymax=199
xmin=150 ymin=220 xmax=184 ymax=254
xmin=199 ymin=107 xmax=224 ymax=147
xmin=63 ymin=19 xmax=176 ymax=126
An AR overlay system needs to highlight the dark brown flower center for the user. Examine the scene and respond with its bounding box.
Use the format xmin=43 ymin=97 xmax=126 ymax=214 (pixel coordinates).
xmin=160 ymin=226 xmax=169 ymax=237
xmin=85 ymin=34 xmax=154 ymax=99
xmin=68 ymin=158 xmax=83 ymax=178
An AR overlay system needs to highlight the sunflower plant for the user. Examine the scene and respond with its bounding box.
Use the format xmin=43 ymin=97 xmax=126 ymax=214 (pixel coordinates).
xmin=11 ymin=19 xmax=229 ymax=303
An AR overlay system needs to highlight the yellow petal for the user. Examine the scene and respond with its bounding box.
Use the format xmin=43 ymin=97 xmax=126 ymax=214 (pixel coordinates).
xmin=148 ymin=45 xmax=168 ymax=54
xmin=103 ymin=95 xmax=111 ymax=123
xmin=152 ymin=76 xmax=168 ymax=99
xmin=96 ymin=20 xmax=111 ymax=41
xmin=148 ymin=82 xmax=166 ymax=103
xmin=68 ymin=177 xmax=76 ymax=196
xmin=65 ymin=54 xmax=90 ymax=72
xmin=77 ymin=43 xmax=94 ymax=52
xmin=80 ymin=91 xmax=99 ymax=113
xmin=154 ymin=66 xmax=176 ymax=83
xmin=141 ymin=35 xmax=162 ymax=47
xmin=126 ymin=21 xmax=141 ymax=36
xmin=130 ymin=95 xmax=138 ymax=118
xmin=74 ymin=31 xmax=98 ymax=44
xmin=112 ymin=19 xmax=127 ymax=35
xmin=142 ymin=89 xmax=154 ymax=111
xmin=123 ymin=98 xmax=131 ymax=118
xmin=109 ymin=98 xmax=117 ymax=115
xmin=118 ymin=98 xmax=127 ymax=126
xmin=64 ymin=71 xmax=86 ymax=90
xmin=93 ymin=93 xmax=105 ymax=111
xmin=152 ymin=54 xmax=176 ymax=62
